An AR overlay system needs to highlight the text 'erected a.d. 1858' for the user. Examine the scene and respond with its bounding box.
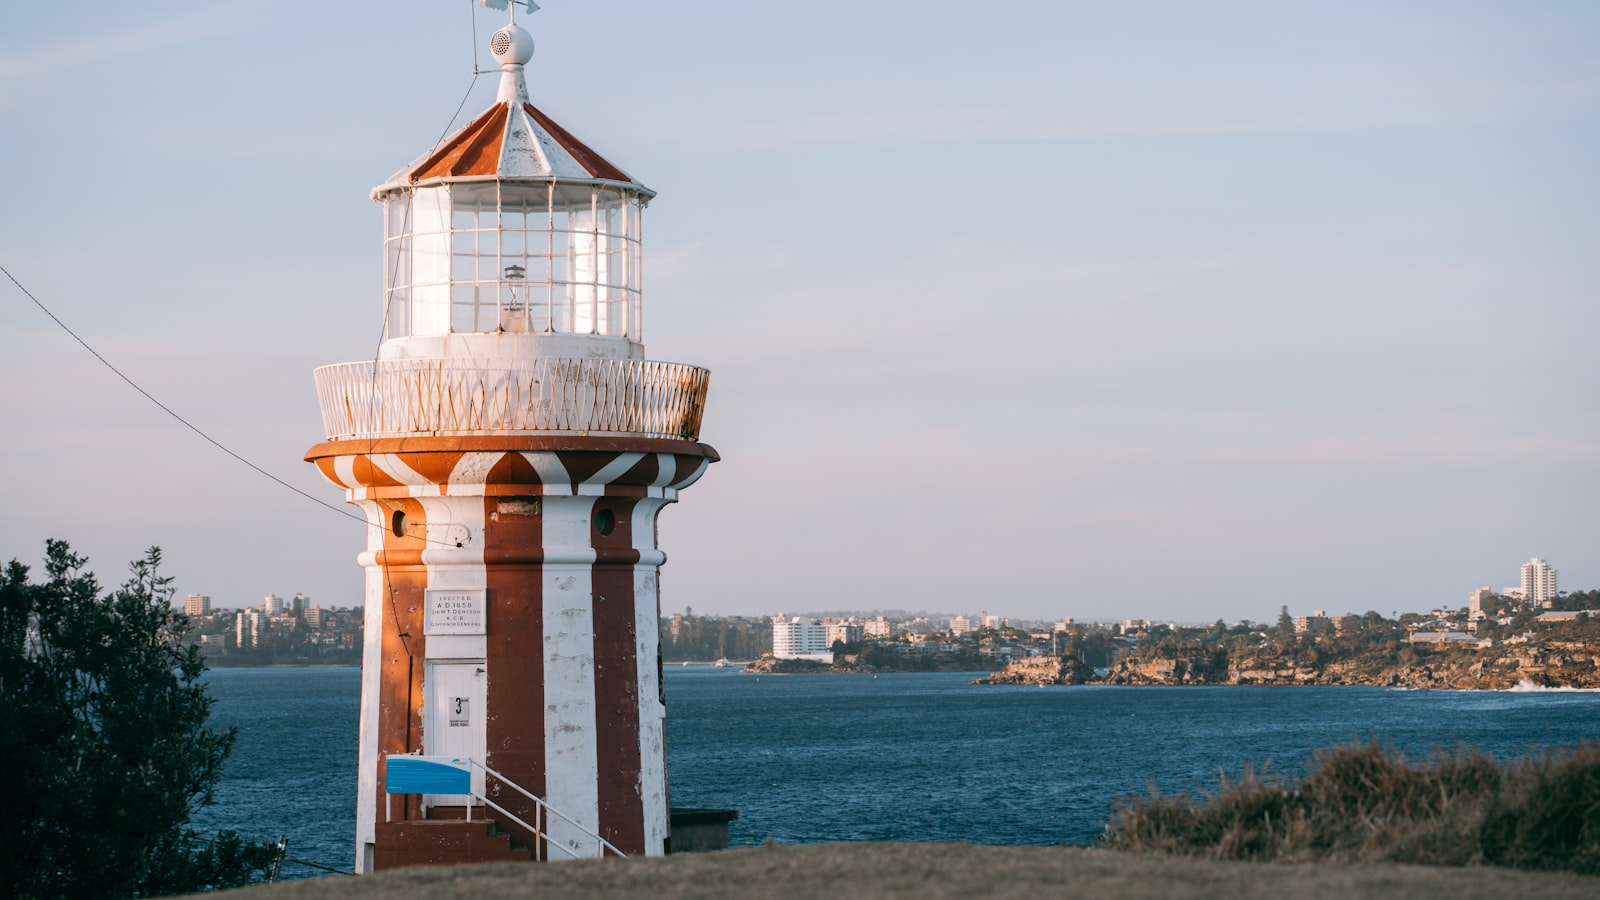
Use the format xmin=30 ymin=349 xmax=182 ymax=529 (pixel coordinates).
xmin=424 ymin=589 xmax=487 ymax=635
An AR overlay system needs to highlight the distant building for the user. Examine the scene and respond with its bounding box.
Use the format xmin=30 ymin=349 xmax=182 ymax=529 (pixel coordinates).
xmin=183 ymin=593 xmax=210 ymax=617
xmin=1535 ymin=609 xmax=1600 ymax=623
xmin=949 ymin=615 xmax=972 ymax=636
xmin=262 ymin=593 xmax=282 ymax=615
xmin=824 ymin=619 xmax=863 ymax=647
xmin=303 ymin=605 xmax=325 ymax=630
xmin=235 ymin=610 xmax=264 ymax=648
xmin=1468 ymin=587 xmax=1495 ymax=621
xmin=292 ymin=592 xmax=308 ymax=615
xmin=1293 ymin=610 xmax=1329 ymax=634
xmin=863 ymin=615 xmax=892 ymax=640
xmin=1408 ymin=632 xmax=1493 ymax=649
xmin=1521 ymin=558 xmax=1559 ymax=607
xmin=771 ymin=614 xmax=831 ymax=661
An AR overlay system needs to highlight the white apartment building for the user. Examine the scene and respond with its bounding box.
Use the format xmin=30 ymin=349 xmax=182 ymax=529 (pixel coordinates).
xmin=183 ymin=593 xmax=210 ymax=617
xmin=949 ymin=615 xmax=972 ymax=636
xmin=1293 ymin=610 xmax=1330 ymax=634
xmin=771 ymin=614 xmax=832 ymax=661
xmin=235 ymin=610 xmax=264 ymax=648
xmin=1468 ymin=586 xmax=1495 ymax=621
xmin=863 ymin=615 xmax=892 ymax=640
xmin=824 ymin=618 xmax=864 ymax=647
xmin=1521 ymin=558 xmax=1559 ymax=607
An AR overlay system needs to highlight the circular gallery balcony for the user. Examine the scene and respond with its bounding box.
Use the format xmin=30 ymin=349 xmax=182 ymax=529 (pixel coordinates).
xmin=312 ymin=357 xmax=709 ymax=442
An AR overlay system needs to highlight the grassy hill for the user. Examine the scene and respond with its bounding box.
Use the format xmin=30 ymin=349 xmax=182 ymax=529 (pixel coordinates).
xmin=215 ymin=843 xmax=1598 ymax=900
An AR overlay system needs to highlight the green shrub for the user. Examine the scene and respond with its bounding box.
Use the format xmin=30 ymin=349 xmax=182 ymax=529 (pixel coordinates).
xmin=1101 ymin=740 xmax=1600 ymax=873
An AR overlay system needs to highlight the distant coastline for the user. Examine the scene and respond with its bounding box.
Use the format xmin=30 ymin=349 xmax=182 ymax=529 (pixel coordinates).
xmin=978 ymin=623 xmax=1600 ymax=690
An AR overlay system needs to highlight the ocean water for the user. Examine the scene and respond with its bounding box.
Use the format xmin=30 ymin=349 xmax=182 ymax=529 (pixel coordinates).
xmin=191 ymin=666 xmax=1600 ymax=875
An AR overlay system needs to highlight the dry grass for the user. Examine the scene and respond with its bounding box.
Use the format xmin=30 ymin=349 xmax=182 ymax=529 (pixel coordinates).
xmin=1102 ymin=740 xmax=1600 ymax=873
xmin=212 ymin=842 xmax=1599 ymax=900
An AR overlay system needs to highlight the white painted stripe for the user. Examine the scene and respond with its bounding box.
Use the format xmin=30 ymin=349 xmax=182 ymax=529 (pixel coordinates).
xmin=631 ymin=497 xmax=672 ymax=856
xmin=582 ymin=452 xmax=644 ymax=487
xmin=447 ymin=452 xmax=506 ymax=487
xmin=524 ymin=451 xmax=573 ymax=494
xmin=352 ymin=501 xmax=387 ymax=873
xmin=370 ymin=453 xmax=431 ymax=486
xmin=416 ymin=495 xmax=489 ymax=803
xmin=652 ymin=453 xmax=677 ymax=488
xmin=332 ymin=454 xmax=359 ymax=490
xmin=541 ymin=495 xmax=601 ymax=857
xmin=666 ymin=457 xmax=710 ymax=490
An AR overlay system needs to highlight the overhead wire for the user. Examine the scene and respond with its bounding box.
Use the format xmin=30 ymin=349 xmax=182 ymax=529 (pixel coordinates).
xmin=0 ymin=262 xmax=368 ymax=528
xmin=3 ymin=5 xmax=501 ymax=667
xmin=0 ymin=35 xmax=490 ymax=555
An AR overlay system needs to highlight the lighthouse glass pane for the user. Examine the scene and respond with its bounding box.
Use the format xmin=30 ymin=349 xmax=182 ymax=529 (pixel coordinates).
xmin=570 ymin=218 xmax=600 ymax=335
xmin=410 ymin=188 xmax=451 ymax=336
xmin=385 ymin=285 xmax=410 ymax=339
xmin=382 ymin=197 xmax=409 ymax=338
xmin=501 ymin=229 xmax=525 ymax=256
xmin=441 ymin=183 xmax=499 ymax=334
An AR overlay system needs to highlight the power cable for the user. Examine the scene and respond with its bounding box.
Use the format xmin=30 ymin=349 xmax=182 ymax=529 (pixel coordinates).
xmin=4 ymin=11 xmax=500 ymax=656
xmin=1 ymin=262 xmax=368 ymax=527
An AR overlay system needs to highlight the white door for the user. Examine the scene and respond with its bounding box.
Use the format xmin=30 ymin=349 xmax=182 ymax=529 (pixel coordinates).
xmin=424 ymin=661 xmax=486 ymax=806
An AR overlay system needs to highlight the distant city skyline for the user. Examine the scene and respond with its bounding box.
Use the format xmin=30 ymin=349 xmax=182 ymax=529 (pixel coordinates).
xmin=2 ymin=1 xmax=1596 ymax=623
xmin=178 ymin=555 xmax=1586 ymax=629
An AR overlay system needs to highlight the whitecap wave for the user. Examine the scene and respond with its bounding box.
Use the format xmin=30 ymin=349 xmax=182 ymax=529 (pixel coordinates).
xmin=1504 ymin=679 xmax=1600 ymax=693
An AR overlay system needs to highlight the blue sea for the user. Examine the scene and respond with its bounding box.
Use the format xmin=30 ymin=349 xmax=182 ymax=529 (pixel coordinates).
xmin=191 ymin=666 xmax=1600 ymax=877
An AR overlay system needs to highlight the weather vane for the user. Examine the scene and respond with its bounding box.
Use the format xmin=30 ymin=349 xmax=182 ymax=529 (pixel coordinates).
xmin=480 ymin=0 xmax=540 ymax=21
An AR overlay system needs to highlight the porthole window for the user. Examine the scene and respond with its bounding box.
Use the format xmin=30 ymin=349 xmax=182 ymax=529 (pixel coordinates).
xmin=593 ymin=508 xmax=616 ymax=536
xmin=391 ymin=509 xmax=408 ymax=538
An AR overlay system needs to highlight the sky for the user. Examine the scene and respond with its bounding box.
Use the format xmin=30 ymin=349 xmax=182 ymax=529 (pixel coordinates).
xmin=1 ymin=1 xmax=1596 ymax=625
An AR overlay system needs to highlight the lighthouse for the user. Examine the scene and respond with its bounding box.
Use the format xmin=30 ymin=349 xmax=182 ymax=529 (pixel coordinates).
xmin=305 ymin=10 xmax=715 ymax=871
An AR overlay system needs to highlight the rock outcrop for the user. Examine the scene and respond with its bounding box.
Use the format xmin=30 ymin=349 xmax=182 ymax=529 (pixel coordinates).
xmin=978 ymin=641 xmax=1600 ymax=690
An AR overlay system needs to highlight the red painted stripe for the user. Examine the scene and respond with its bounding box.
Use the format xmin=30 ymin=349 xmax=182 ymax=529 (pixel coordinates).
xmin=374 ymin=498 xmax=430 ymax=831
xmin=482 ymin=494 xmax=548 ymax=851
xmin=590 ymin=496 xmax=645 ymax=853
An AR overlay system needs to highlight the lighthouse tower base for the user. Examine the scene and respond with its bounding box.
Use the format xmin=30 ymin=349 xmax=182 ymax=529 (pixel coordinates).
xmin=307 ymin=436 xmax=716 ymax=869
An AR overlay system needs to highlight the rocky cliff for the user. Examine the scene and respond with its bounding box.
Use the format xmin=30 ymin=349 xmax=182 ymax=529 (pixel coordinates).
xmin=978 ymin=640 xmax=1600 ymax=690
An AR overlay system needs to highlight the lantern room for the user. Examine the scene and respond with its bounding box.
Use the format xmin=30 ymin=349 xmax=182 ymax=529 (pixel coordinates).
xmin=371 ymin=20 xmax=652 ymax=362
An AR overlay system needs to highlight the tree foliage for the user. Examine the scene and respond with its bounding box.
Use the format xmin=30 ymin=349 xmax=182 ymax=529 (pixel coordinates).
xmin=0 ymin=540 xmax=276 ymax=898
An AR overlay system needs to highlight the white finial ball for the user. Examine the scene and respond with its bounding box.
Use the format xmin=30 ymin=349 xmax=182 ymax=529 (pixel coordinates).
xmin=490 ymin=24 xmax=534 ymax=66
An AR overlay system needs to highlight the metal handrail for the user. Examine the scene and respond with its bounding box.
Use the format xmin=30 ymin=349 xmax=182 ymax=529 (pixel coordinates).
xmin=313 ymin=357 xmax=710 ymax=442
xmin=462 ymin=758 xmax=626 ymax=860
xmin=383 ymin=753 xmax=624 ymax=860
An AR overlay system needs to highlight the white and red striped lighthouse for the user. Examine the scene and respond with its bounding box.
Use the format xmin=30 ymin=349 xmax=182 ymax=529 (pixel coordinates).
xmin=305 ymin=12 xmax=714 ymax=871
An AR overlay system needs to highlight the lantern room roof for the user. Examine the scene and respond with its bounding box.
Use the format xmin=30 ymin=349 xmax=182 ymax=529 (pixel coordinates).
xmin=374 ymin=20 xmax=651 ymax=198
xmin=397 ymin=100 xmax=640 ymax=186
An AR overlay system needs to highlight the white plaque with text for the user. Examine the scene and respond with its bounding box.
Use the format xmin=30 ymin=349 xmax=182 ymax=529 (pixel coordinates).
xmin=424 ymin=590 xmax=487 ymax=635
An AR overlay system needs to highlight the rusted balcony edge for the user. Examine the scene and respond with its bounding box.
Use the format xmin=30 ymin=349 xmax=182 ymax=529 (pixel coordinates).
xmin=314 ymin=357 xmax=709 ymax=442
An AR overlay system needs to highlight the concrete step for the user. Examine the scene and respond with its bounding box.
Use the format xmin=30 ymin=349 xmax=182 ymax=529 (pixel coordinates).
xmin=372 ymin=818 xmax=533 ymax=869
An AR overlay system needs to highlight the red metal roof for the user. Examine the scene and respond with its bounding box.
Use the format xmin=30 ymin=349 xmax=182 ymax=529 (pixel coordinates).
xmin=404 ymin=101 xmax=635 ymax=185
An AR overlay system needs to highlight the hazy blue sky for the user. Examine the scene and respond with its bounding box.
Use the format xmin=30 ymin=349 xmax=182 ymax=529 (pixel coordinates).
xmin=2 ymin=1 xmax=1595 ymax=624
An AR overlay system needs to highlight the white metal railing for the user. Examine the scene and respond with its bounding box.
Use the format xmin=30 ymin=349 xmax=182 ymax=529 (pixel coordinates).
xmin=385 ymin=754 xmax=624 ymax=860
xmin=313 ymin=357 xmax=709 ymax=441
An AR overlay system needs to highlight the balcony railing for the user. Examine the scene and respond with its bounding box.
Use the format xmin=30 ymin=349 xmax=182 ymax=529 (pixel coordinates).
xmin=313 ymin=357 xmax=709 ymax=442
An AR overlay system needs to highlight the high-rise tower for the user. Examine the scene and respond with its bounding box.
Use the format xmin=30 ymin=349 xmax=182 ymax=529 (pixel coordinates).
xmin=1521 ymin=557 xmax=1559 ymax=607
xmin=306 ymin=12 xmax=715 ymax=871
